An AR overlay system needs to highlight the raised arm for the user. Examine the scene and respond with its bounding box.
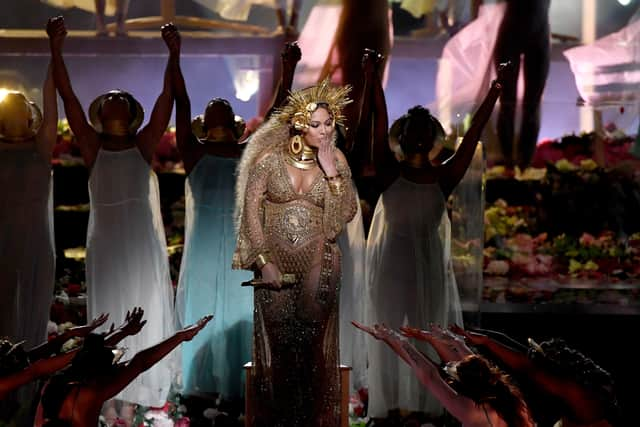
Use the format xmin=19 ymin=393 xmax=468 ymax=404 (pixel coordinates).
xmin=366 ymin=53 xmax=397 ymax=194
xmin=265 ymin=42 xmax=301 ymax=120
xmin=353 ymin=322 xmax=477 ymax=422
xmin=99 ymin=315 xmax=211 ymax=401
xmin=0 ymin=350 xmax=77 ymax=400
xmin=439 ymin=63 xmax=507 ymax=197
xmin=137 ymin=23 xmax=177 ymax=163
xmin=349 ymin=49 xmax=377 ymax=174
xmin=168 ymin=27 xmax=200 ymax=173
xmin=451 ymin=326 xmax=535 ymax=372
xmin=28 ymin=314 xmax=108 ymax=362
xmin=47 ymin=17 xmax=99 ymax=167
xmin=36 ymin=62 xmax=59 ymax=161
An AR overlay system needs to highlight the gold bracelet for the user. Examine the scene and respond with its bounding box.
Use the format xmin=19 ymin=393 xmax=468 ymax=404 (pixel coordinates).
xmin=327 ymin=177 xmax=345 ymax=195
xmin=256 ymin=253 xmax=271 ymax=269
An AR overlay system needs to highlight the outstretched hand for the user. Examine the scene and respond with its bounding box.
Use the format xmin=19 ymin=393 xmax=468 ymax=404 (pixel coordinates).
xmin=67 ymin=313 xmax=109 ymax=338
xmin=47 ymin=16 xmax=67 ymax=51
xmin=352 ymin=321 xmax=400 ymax=342
xmin=180 ymin=315 xmax=213 ymax=341
xmin=161 ymin=23 xmax=181 ymax=56
xmin=121 ymin=307 xmax=147 ymax=336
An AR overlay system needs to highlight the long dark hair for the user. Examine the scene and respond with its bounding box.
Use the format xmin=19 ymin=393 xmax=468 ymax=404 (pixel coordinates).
xmin=42 ymin=334 xmax=117 ymax=425
xmin=447 ymin=355 xmax=534 ymax=427
xmin=528 ymin=339 xmax=621 ymax=425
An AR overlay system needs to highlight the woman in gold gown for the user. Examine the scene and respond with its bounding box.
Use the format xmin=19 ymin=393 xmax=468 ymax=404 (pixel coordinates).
xmin=233 ymin=80 xmax=357 ymax=426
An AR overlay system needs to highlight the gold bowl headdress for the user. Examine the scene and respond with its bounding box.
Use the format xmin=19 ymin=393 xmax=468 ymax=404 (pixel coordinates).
xmin=274 ymin=79 xmax=352 ymax=131
xmin=89 ymin=90 xmax=144 ymax=135
xmin=0 ymin=91 xmax=43 ymax=141
xmin=191 ymin=114 xmax=246 ymax=143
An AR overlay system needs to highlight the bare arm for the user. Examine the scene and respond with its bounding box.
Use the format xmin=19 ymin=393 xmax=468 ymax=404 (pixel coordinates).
xmin=288 ymin=0 xmax=303 ymax=30
xmin=438 ymin=63 xmax=510 ymax=196
xmin=99 ymin=316 xmax=211 ymax=401
xmin=168 ymin=32 xmax=200 ymax=174
xmin=36 ymin=62 xmax=58 ymax=161
xmin=399 ymin=340 xmax=479 ymax=422
xmin=47 ymin=17 xmax=99 ymax=167
xmin=349 ymin=50 xmax=376 ymax=173
xmin=28 ymin=313 xmax=109 ymax=361
xmin=439 ymin=79 xmax=501 ymax=197
xmin=137 ymin=51 xmax=174 ymax=163
xmin=0 ymin=350 xmax=77 ymax=400
xmin=265 ymin=42 xmax=301 ymax=120
xmin=353 ymin=322 xmax=477 ymax=423
xmin=368 ymin=55 xmax=397 ymax=194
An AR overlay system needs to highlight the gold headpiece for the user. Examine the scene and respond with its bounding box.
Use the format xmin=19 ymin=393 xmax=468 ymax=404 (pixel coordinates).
xmin=0 ymin=91 xmax=43 ymax=141
xmin=191 ymin=113 xmax=246 ymax=143
xmin=89 ymin=90 xmax=144 ymax=135
xmin=274 ymin=79 xmax=352 ymax=130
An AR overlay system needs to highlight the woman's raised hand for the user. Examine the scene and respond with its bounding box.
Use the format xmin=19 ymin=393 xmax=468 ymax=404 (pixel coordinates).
xmin=318 ymin=136 xmax=338 ymax=178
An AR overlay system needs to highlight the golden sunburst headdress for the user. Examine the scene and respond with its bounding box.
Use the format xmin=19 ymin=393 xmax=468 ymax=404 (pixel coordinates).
xmin=274 ymin=79 xmax=352 ymax=130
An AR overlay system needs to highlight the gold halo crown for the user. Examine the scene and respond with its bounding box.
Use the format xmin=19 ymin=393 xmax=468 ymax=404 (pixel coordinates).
xmin=274 ymin=79 xmax=352 ymax=131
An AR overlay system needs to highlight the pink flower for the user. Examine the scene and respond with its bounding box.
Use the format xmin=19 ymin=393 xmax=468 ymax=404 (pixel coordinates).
xmin=174 ymin=418 xmax=190 ymax=427
xmin=579 ymin=233 xmax=596 ymax=246
xmin=485 ymin=260 xmax=510 ymax=276
xmin=509 ymin=234 xmax=535 ymax=254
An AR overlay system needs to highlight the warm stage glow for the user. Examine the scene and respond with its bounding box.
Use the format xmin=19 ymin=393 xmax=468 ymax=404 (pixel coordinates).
xmin=0 ymin=88 xmax=9 ymax=103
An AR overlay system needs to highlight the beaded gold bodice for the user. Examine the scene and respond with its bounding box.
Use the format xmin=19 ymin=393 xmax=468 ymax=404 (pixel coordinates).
xmin=233 ymin=147 xmax=357 ymax=280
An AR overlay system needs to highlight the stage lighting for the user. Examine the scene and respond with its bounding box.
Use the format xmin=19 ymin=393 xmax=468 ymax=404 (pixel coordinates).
xmin=0 ymin=88 xmax=9 ymax=102
xmin=617 ymin=0 xmax=632 ymax=6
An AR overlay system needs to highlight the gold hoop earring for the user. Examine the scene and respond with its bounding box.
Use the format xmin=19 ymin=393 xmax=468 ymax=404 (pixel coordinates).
xmin=290 ymin=135 xmax=303 ymax=155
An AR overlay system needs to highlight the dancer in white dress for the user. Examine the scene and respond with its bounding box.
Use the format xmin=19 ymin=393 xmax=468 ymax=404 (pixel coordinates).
xmin=48 ymin=18 xmax=177 ymax=407
xmin=0 ymin=71 xmax=56 ymax=349
xmin=168 ymin=25 xmax=253 ymax=399
xmin=365 ymin=67 xmax=506 ymax=418
xmin=0 ymin=69 xmax=58 ymax=426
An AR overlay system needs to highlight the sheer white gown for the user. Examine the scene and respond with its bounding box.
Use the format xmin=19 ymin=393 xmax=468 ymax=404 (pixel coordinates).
xmin=337 ymin=191 xmax=367 ymax=393
xmin=365 ymin=177 xmax=463 ymax=417
xmin=0 ymin=143 xmax=55 ymax=348
xmin=86 ymin=147 xmax=176 ymax=407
